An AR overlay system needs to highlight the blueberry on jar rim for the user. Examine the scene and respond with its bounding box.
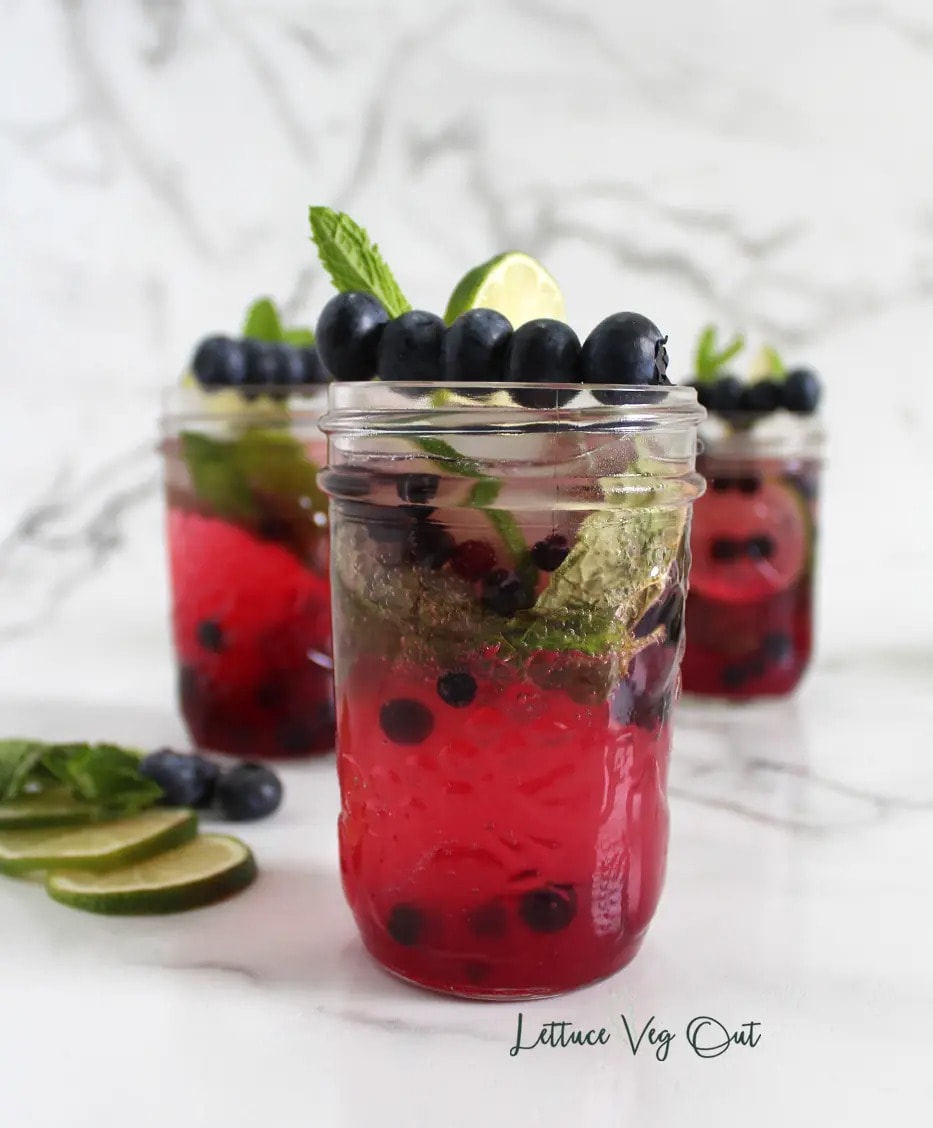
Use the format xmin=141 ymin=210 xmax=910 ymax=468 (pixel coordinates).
xmin=378 ymin=310 xmax=446 ymax=383
xmin=580 ymin=312 xmax=670 ymax=404
xmin=443 ymin=308 xmax=512 ymax=391
xmin=191 ymin=336 xmax=251 ymax=390
xmin=506 ymin=319 xmax=582 ymax=408
xmin=315 ymin=291 xmax=388 ymax=382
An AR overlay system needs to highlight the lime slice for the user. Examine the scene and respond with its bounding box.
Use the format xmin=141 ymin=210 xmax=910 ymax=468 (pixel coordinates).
xmin=0 ymin=809 xmax=197 ymax=874
xmin=443 ymin=252 xmax=566 ymax=328
xmin=46 ymin=834 xmax=257 ymax=915
xmin=0 ymin=789 xmax=102 ymax=830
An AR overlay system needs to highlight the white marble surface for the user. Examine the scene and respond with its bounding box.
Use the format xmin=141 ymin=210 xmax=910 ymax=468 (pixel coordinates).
xmin=2 ymin=1 xmax=933 ymax=1124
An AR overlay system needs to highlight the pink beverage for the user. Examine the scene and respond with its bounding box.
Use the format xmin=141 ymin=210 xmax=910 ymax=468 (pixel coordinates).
xmin=320 ymin=381 xmax=705 ymax=999
xmin=160 ymin=386 xmax=335 ymax=758
xmin=682 ymin=407 xmax=823 ymax=699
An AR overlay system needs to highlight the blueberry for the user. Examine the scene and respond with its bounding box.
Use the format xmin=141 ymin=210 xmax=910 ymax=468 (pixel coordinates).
xmin=687 ymin=379 xmax=712 ymax=409
xmin=191 ymin=336 xmax=249 ymax=389
xmin=407 ymin=522 xmax=454 ymax=569
xmin=710 ymin=538 xmax=739 ymax=562
xmin=214 ymin=762 xmax=283 ymax=821
xmin=396 ymin=473 xmax=440 ymax=505
xmin=632 ymin=690 xmax=672 ymax=731
xmin=481 ymin=569 xmax=534 ymax=616
xmin=386 ymin=903 xmax=426 ymax=946
xmin=580 ymin=313 xmax=669 ymax=402
xmin=763 ymin=631 xmax=793 ymax=664
xmin=379 ymin=698 xmax=435 ymax=745
xmin=721 ymin=665 xmax=748 ymax=690
xmin=706 ymin=374 xmax=743 ymax=413
xmin=634 ymin=587 xmax=682 ymax=639
xmin=746 ymin=534 xmax=775 ymax=560
xmin=736 ymin=475 xmax=761 ymax=494
xmin=450 ymin=538 xmax=497 ymax=581
xmin=378 ymin=310 xmax=446 ymax=383
xmin=739 ymin=379 xmax=781 ymax=413
xmin=196 ymin=619 xmax=225 ymax=653
xmin=444 ymin=308 xmax=512 ymax=387
xmin=609 ymin=679 xmax=636 ymax=724
xmin=139 ymin=749 xmax=217 ymax=808
xmin=277 ymin=702 xmax=336 ymax=754
xmin=325 ymin=469 xmax=372 ymax=499
xmin=518 ymin=884 xmax=578 ymax=934
xmin=467 ymin=901 xmax=508 ymax=939
xmin=710 ymin=477 xmax=733 ymax=493
xmin=315 ymin=292 xmax=388 ymax=382
xmin=250 ymin=342 xmax=306 ymax=387
xmin=530 ymin=533 xmax=569 ymax=572
xmin=506 ymin=319 xmax=581 ymax=408
xmin=298 ymin=345 xmax=330 ymax=386
xmin=436 ymin=670 xmax=477 ymax=708
xmin=782 ymin=367 xmax=821 ymax=414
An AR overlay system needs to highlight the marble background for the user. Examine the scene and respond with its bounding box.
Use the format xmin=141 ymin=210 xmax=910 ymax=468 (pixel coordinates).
xmin=2 ymin=0 xmax=933 ymax=697
xmin=1 ymin=6 xmax=932 ymax=1124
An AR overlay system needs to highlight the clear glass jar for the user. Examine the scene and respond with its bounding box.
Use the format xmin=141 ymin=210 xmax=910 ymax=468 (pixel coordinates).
xmin=319 ymin=381 xmax=705 ymax=999
xmin=159 ymin=387 xmax=335 ymax=758
xmin=681 ymin=411 xmax=824 ymax=699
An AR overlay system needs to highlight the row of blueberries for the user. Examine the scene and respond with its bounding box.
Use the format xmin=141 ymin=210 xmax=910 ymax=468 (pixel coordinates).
xmin=387 ymin=883 xmax=579 ymax=948
xmin=139 ymin=749 xmax=283 ymax=820
xmin=689 ymin=369 xmax=821 ymax=416
xmin=191 ymin=295 xmax=672 ymax=404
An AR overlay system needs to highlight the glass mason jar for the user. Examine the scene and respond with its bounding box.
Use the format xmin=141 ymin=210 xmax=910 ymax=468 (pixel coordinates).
xmin=319 ymin=381 xmax=705 ymax=1000
xmin=159 ymin=386 xmax=335 ymax=759
xmin=681 ymin=411 xmax=824 ymax=699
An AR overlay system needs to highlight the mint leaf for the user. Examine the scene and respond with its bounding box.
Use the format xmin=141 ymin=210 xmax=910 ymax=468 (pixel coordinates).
xmin=694 ymin=325 xmax=717 ymax=381
xmin=181 ymin=432 xmax=257 ymax=523
xmin=712 ymin=334 xmax=745 ymax=369
xmin=0 ymin=739 xmax=48 ymax=801
xmin=413 ymin=436 xmax=484 ymax=478
xmin=762 ymin=345 xmax=784 ymax=376
xmin=308 ymin=207 xmax=411 ymax=318
xmin=694 ymin=326 xmax=745 ymax=382
xmin=41 ymin=743 xmax=161 ymax=815
xmin=533 ymin=506 xmax=686 ymax=637
xmin=466 ymin=478 xmax=501 ymax=507
xmin=282 ymin=327 xmax=315 ymax=347
xmin=243 ymin=298 xmax=283 ymax=342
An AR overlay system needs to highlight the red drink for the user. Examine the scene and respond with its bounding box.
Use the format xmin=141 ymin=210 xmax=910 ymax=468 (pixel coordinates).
xmin=321 ymin=382 xmax=704 ymax=998
xmin=161 ymin=390 xmax=335 ymax=758
xmin=683 ymin=445 xmax=820 ymax=699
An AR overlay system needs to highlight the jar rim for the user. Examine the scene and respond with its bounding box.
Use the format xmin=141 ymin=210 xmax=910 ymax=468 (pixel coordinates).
xmin=158 ymin=384 xmax=328 ymax=429
xmin=319 ymin=381 xmax=705 ymax=435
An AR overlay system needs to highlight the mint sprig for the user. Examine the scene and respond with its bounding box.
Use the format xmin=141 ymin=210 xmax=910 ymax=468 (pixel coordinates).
xmin=241 ymin=297 xmax=314 ymax=346
xmin=180 ymin=429 xmax=328 ymax=530
xmin=0 ymin=739 xmax=162 ymax=814
xmin=308 ymin=208 xmax=411 ymax=318
xmin=694 ymin=325 xmax=745 ymax=383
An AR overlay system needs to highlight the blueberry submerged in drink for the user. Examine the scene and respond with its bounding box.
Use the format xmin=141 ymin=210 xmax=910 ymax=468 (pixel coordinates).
xmin=682 ymin=331 xmax=824 ymax=699
xmin=311 ymin=208 xmax=706 ymax=999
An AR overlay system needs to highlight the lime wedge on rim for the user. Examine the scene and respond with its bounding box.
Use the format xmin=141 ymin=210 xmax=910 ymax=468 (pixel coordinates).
xmin=0 ymin=809 xmax=198 ymax=874
xmin=47 ymin=834 xmax=257 ymax=914
xmin=0 ymin=789 xmax=103 ymax=830
xmin=443 ymin=251 xmax=566 ymax=328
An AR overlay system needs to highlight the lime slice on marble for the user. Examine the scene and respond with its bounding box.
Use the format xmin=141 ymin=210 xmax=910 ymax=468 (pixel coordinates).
xmin=0 ymin=809 xmax=197 ymax=874
xmin=46 ymin=834 xmax=257 ymax=915
xmin=0 ymin=789 xmax=102 ymax=830
xmin=443 ymin=252 xmax=566 ymax=327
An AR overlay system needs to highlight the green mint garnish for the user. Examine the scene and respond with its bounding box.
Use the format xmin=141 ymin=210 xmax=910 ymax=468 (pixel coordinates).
xmin=0 ymin=740 xmax=162 ymax=814
xmin=180 ymin=429 xmax=328 ymax=528
xmin=243 ymin=297 xmax=284 ymax=342
xmin=308 ymin=207 xmax=411 ymax=318
xmin=241 ymin=297 xmax=314 ymax=346
xmin=694 ymin=325 xmax=745 ymax=383
xmin=762 ymin=345 xmax=784 ymax=377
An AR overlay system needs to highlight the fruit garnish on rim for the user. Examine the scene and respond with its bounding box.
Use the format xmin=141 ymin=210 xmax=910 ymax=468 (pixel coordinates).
xmin=685 ymin=324 xmax=822 ymax=424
